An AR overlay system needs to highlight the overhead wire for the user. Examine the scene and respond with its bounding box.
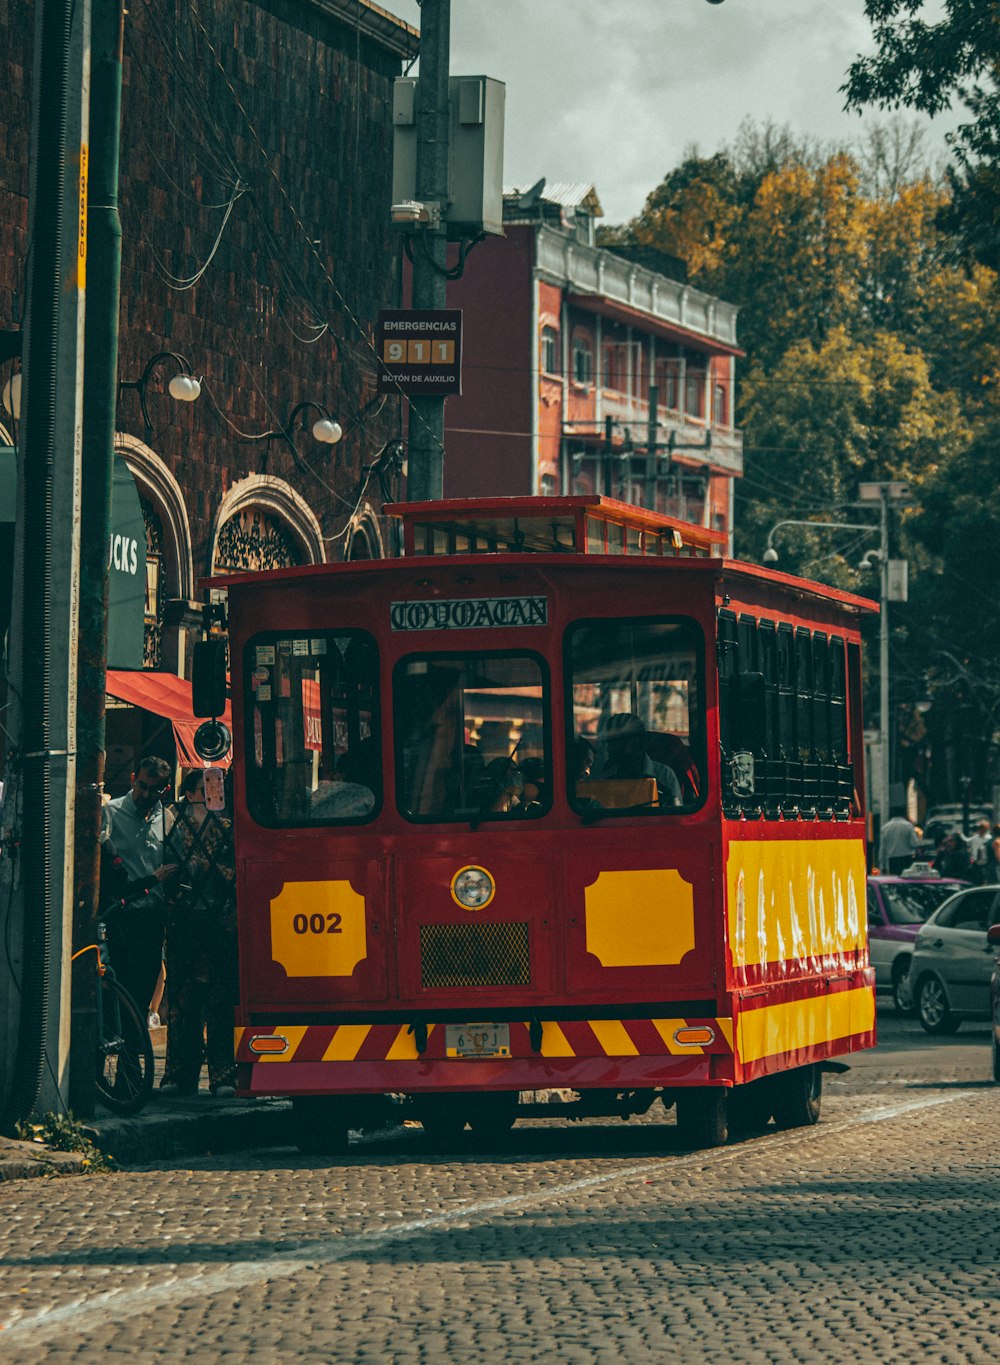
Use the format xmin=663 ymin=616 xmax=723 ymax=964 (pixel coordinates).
xmin=173 ymin=0 xmax=442 ymax=457
xmin=118 ymin=0 xmax=411 ymax=536
xmin=143 ymin=179 xmax=248 ymax=291
xmin=125 ymin=0 xmax=441 ymax=490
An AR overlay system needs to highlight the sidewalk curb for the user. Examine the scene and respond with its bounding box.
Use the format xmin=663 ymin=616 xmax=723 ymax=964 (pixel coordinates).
xmin=0 ymin=1138 xmax=86 ymax=1181
xmin=82 ymin=1098 xmax=295 ymax=1166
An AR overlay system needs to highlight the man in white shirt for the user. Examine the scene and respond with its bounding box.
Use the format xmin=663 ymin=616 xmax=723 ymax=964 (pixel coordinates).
xmin=966 ymin=818 xmax=992 ymax=884
xmin=878 ymin=811 xmax=920 ymax=875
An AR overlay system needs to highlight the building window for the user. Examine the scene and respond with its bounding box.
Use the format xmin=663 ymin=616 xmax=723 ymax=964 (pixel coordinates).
xmin=602 ymin=344 xmax=624 ymax=392
xmin=141 ymin=499 xmax=164 ymax=670
xmin=572 ymin=334 xmax=594 ymax=387
xmin=713 ymin=383 xmax=728 ymax=428
xmin=685 ymin=368 xmax=705 ymax=419
xmin=541 ymin=326 xmax=559 ymax=376
xmin=657 ymin=358 xmax=680 ymax=411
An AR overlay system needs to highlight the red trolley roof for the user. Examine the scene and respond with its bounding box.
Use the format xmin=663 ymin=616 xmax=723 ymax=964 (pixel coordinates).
xmin=384 ymin=494 xmax=727 ymax=559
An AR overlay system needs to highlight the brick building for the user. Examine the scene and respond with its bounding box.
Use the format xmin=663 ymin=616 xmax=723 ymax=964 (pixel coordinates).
xmin=436 ymin=181 xmax=744 ymax=546
xmin=0 ymin=0 xmax=416 ymax=780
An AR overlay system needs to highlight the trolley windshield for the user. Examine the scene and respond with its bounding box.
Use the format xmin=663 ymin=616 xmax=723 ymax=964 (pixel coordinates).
xmin=567 ymin=616 xmax=705 ymax=816
xmin=244 ymin=630 xmax=381 ymax=826
xmin=395 ymin=651 xmax=550 ymax=823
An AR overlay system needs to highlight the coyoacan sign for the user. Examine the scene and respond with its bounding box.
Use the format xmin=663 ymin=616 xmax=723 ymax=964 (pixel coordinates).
xmin=390 ymin=596 xmax=548 ymax=632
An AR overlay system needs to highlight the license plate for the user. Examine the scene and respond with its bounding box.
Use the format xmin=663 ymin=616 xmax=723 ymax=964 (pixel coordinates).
xmin=445 ymin=1023 xmax=511 ymax=1058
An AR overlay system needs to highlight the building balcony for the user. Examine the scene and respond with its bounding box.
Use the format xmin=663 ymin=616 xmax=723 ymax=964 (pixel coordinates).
xmin=563 ymin=395 xmax=743 ymax=478
xmin=536 ymin=226 xmax=741 ymax=353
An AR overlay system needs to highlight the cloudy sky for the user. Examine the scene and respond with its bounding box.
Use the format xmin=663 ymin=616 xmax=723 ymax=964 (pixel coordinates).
xmin=384 ymin=0 xmax=963 ymax=224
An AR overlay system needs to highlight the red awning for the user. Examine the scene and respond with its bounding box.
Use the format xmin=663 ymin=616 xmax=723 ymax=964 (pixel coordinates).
xmin=105 ymin=669 xmax=233 ymax=769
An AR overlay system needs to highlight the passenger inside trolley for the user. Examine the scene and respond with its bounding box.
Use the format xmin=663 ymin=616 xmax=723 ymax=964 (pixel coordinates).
xmin=568 ymin=615 xmax=704 ymax=816
xmin=597 ymin=713 xmax=682 ymax=806
xmin=396 ymin=651 xmax=548 ymax=823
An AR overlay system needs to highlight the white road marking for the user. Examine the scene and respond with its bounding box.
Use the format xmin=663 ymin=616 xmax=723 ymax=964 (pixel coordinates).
xmin=0 ymin=1089 xmax=970 ymax=1346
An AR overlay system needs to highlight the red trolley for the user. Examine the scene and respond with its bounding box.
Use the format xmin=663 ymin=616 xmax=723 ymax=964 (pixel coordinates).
xmin=206 ymin=495 xmax=876 ymax=1149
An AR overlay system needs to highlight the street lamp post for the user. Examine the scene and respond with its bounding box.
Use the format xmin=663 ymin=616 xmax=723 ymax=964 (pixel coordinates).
xmin=857 ymin=481 xmax=912 ymax=828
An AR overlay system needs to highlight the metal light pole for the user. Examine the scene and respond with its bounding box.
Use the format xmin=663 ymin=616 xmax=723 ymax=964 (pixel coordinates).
xmin=406 ymin=0 xmax=450 ymax=502
xmin=877 ymin=486 xmax=891 ymax=825
xmin=857 ymin=480 xmax=911 ymax=823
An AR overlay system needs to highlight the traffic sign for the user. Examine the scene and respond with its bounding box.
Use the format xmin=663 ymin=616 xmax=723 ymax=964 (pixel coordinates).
xmin=857 ymin=481 xmax=911 ymax=503
xmin=377 ymin=309 xmax=462 ymax=396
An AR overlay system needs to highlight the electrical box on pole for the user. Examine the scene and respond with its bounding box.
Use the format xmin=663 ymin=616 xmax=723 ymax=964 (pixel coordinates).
xmin=393 ymin=75 xmax=506 ymax=238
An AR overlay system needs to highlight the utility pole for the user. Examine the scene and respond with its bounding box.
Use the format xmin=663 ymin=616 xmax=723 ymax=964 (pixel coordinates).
xmin=644 ymin=385 xmax=659 ymax=510
xmin=406 ymin=0 xmax=450 ymax=502
xmin=2 ymin=0 xmax=91 ymax=1124
xmin=70 ymin=0 xmax=125 ymax=1117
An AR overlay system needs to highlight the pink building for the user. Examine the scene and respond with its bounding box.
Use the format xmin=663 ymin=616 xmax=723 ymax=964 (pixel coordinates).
xmin=434 ymin=181 xmax=744 ymax=547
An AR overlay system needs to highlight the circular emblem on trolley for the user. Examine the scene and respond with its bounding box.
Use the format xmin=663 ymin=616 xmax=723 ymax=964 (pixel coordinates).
xmin=451 ymin=865 xmax=496 ymax=911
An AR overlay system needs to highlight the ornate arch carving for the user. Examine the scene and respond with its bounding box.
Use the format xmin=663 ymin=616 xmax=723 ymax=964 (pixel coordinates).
xmin=210 ymin=474 xmax=325 ymax=571
xmin=343 ymin=503 xmax=385 ymax=561
xmin=114 ymin=432 xmax=194 ymax=601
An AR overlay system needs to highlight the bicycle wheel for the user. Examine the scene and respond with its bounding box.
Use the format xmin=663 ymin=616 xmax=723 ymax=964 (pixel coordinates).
xmin=95 ymin=976 xmax=155 ymax=1115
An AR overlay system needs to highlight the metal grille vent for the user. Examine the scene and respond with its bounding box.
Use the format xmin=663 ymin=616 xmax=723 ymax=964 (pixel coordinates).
xmin=419 ymin=922 xmax=531 ymax=989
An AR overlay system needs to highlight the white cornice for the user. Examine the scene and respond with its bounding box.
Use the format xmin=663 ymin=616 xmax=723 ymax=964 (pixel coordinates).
xmin=298 ymin=0 xmax=419 ymax=60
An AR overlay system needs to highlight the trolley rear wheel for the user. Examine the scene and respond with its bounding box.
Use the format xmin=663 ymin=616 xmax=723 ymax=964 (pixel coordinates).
xmin=95 ymin=977 xmax=154 ymax=1116
xmin=466 ymin=1091 xmax=518 ymax=1138
xmin=418 ymin=1095 xmax=468 ymax=1145
xmin=728 ymin=1081 xmax=773 ymax=1135
xmin=770 ymin=1063 xmax=822 ymax=1129
xmin=674 ymin=1089 xmax=729 ymax=1148
xmin=292 ymin=1097 xmax=351 ymax=1155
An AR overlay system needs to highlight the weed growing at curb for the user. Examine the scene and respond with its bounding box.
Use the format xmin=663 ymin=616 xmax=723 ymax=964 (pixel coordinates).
xmin=15 ymin=1112 xmax=119 ymax=1175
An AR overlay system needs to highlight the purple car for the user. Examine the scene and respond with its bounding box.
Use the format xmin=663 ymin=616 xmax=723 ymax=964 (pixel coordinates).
xmin=867 ymin=866 xmax=970 ymax=1011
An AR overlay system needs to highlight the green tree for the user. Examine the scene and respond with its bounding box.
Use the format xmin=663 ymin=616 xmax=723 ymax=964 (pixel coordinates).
xmin=845 ymin=2 xmax=1000 ymax=266
xmin=610 ymin=151 xmax=743 ymax=284
xmin=903 ymin=422 xmax=1000 ymax=788
xmin=612 ymin=121 xmax=998 ymax=801
xmin=736 ymin=326 xmax=969 ymax=573
xmin=845 ymin=1 xmax=1000 ymax=166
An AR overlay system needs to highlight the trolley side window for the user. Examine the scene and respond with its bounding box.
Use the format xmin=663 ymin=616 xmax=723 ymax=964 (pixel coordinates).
xmin=244 ymin=631 xmax=381 ymax=827
xmin=566 ymin=617 xmax=705 ymax=816
xmin=717 ymin=611 xmax=855 ymax=819
xmin=394 ymin=652 xmax=550 ymax=823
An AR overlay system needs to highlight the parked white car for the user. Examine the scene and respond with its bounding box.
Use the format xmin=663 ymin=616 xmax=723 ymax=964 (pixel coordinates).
xmin=908 ymin=887 xmax=1000 ymax=1034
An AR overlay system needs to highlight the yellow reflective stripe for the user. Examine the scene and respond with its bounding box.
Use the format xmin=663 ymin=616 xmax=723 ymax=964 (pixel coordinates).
xmin=322 ymin=1025 xmax=372 ymax=1062
xmin=385 ymin=1023 xmax=435 ymax=1061
xmin=650 ymin=1018 xmax=701 ymax=1055
xmin=234 ymin=1026 xmax=245 ymax=1055
xmin=715 ymin=1017 xmax=734 ymax=1050
xmin=539 ymin=1022 xmax=575 ymax=1057
xmin=588 ymin=1019 xmax=640 ymax=1056
xmin=737 ymin=987 xmax=875 ymax=1063
xmin=257 ymin=1025 xmax=308 ymax=1062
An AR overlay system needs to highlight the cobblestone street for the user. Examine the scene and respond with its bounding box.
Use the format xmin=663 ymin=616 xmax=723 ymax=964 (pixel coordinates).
xmin=0 ymin=1015 xmax=995 ymax=1362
